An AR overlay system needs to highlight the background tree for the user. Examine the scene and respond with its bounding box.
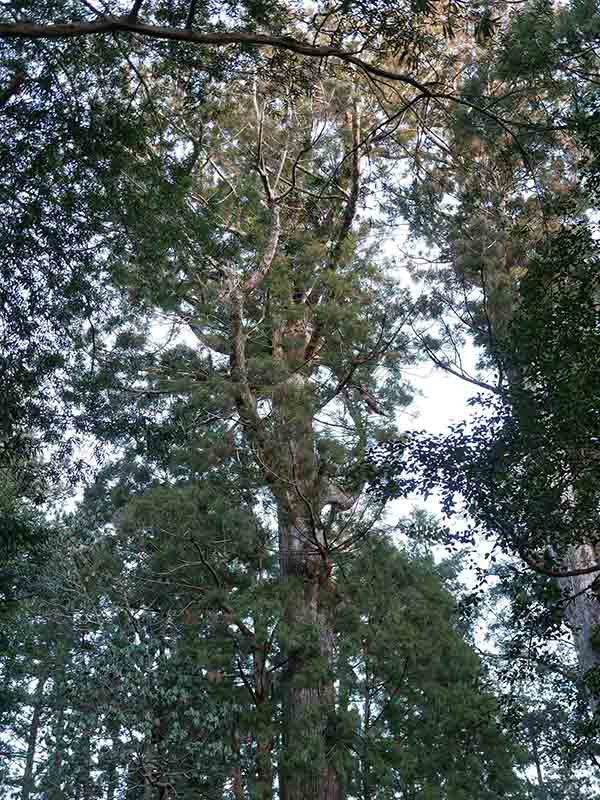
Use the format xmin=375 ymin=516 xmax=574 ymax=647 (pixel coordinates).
xmin=368 ymin=0 xmax=600 ymax=713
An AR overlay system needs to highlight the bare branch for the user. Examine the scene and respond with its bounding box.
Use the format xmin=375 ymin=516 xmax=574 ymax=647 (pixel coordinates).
xmin=187 ymin=323 xmax=231 ymax=355
xmin=242 ymin=84 xmax=282 ymax=293
xmin=413 ymin=324 xmax=503 ymax=395
xmin=78 ymin=1 xmax=105 ymax=17
xmin=272 ymin=110 xmax=292 ymax=195
xmin=252 ymin=82 xmax=273 ymax=202
xmin=128 ymin=0 xmax=145 ymax=21
xmin=206 ymin=156 xmax=239 ymax=198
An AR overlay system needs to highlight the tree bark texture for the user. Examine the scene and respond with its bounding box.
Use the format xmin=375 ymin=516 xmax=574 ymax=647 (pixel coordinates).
xmin=274 ymin=375 xmax=343 ymax=800
xmin=559 ymin=543 xmax=600 ymax=700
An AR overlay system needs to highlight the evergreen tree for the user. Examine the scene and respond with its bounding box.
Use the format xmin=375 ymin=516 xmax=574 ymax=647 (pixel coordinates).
xmin=2 ymin=1 xmax=599 ymax=797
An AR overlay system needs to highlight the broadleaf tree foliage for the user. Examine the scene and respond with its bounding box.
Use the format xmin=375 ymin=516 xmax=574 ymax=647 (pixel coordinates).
xmin=1 ymin=0 xmax=600 ymax=798
xmin=366 ymin=0 xmax=600 ymax=725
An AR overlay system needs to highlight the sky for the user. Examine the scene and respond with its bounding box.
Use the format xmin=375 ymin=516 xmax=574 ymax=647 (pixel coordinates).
xmin=388 ymin=336 xmax=491 ymax=599
xmin=406 ymin=343 xmax=479 ymax=435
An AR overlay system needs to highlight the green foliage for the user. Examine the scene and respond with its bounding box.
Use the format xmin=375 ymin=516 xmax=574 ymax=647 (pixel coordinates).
xmin=2 ymin=0 xmax=600 ymax=797
xmin=332 ymin=533 xmax=526 ymax=798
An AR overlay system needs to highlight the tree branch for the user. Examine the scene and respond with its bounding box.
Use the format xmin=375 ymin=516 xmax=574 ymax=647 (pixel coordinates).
xmin=229 ymin=290 xmax=264 ymax=443
xmin=243 ymin=204 xmax=280 ymax=293
xmin=0 ymin=17 xmax=434 ymax=94
xmin=518 ymin=548 xmax=600 ymax=579
xmin=243 ymin=85 xmax=282 ymax=293
xmin=185 ymin=0 xmax=198 ymax=30
xmin=128 ymin=0 xmax=145 ymax=21
xmin=413 ymin=325 xmax=503 ymax=395
xmin=305 ymin=98 xmax=361 ymax=362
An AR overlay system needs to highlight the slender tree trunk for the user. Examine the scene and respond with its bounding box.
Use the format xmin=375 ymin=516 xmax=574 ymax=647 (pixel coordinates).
xmin=530 ymin=733 xmax=545 ymax=788
xmin=106 ymin=775 xmax=118 ymax=800
xmin=255 ymin=736 xmax=273 ymax=800
xmin=232 ymin=765 xmax=244 ymax=800
xmin=46 ymin=686 xmax=66 ymax=799
xmin=73 ymin=721 xmax=94 ymax=800
xmin=251 ymin=646 xmax=274 ymax=800
xmin=361 ymin=664 xmax=372 ymax=800
xmin=231 ymin=725 xmax=244 ymax=800
xmin=20 ymin=670 xmax=48 ymax=800
xmin=143 ymin=733 xmax=157 ymax=800
xmin=126 ymin=757 xmax=145 ymax=799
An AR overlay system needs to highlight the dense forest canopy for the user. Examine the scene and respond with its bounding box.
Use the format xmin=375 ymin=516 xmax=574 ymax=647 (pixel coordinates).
xmin=1 ymin=1 xmax=600 ymax=798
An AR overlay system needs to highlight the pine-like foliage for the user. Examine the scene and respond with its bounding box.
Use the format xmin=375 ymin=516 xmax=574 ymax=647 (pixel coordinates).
xmin=1 ymin=1 xmax=599 ymax=798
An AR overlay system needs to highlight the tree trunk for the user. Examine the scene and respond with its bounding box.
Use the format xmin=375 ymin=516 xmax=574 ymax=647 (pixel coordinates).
xmin=143 ymin=732 xmax=157 ymax=800
xmin=559 ymin=543 xmax=600 ymax=703
xmin=46 ymin=685 xmax=66 ymax=799
xmin=278 ymin=510 xmax=342 ymax=800
xmin=530 ymin=733 xmax=545 ymax=788
xmin=20 ymin=670 xmax=47 ymax=800
xmin=273 ymin=374 xmax=343 ymax=800
xmin=126 ymin=757 xmax=145 ymax=799
xmin=231 ymin=725 xmax=244 ymax=800
xmin=361 ymin=663 xmax=373 ymax=800
xmin=255 ymin=736 xmax=273 ymax=800
xmin=73 ymin=722 xmax=94 ymax=800
xmin=251 ymin=646 xmax=274 ymax=800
